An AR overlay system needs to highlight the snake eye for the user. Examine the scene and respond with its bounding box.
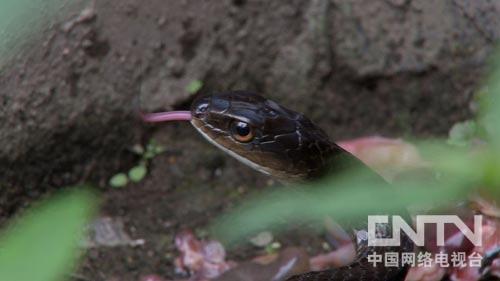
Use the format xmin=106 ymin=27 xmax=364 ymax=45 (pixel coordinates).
xmin=230 ymin=121 xmax=254 ymax=143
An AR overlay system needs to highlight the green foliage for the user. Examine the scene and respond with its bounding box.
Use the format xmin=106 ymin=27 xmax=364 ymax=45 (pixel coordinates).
xmin=142 ymin=139 xmax=166 ymax=160
xmin=109 ymin=139 xmax=165 ymax=187
xmin=109 ymin=173 xmax=129 ymax=187
xmin=214 ymin=167 xmax=472 ymax=244
xmin=213 ymin=50 xmax=500 ymax=245
xmin=129 ymin=164 xmax=147 ymax=183
xmin=447 ymin=120 xmax=478 ymax=147
xmin=0 ymin=188 xmax=96 ymax=281
xmin=186 ymin=79 xmax=203 ymax=94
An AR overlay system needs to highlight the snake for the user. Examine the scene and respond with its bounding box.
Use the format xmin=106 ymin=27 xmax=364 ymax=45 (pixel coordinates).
xmin=142 ymin=90 xmax=415 ymax=281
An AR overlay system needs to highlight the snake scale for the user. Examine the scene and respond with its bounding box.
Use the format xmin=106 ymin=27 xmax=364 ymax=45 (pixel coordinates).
xmin=143 ymin=91 xmax=414 ymax=281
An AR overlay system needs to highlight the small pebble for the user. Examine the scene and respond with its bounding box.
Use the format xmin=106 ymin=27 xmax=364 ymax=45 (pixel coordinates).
xmin=249 ymin=231 xmax=274 ymax=247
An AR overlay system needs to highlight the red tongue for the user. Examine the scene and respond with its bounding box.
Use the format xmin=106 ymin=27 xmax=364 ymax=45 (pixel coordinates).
xmin=140 ymin=111 xmax=192 ymax=123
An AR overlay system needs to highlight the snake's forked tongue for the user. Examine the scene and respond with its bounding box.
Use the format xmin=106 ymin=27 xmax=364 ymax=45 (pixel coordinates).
xmin=140 ymin=111 xmax=192 ymax=123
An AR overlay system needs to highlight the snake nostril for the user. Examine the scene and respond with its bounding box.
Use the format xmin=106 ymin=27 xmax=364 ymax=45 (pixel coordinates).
xmin=195 ymin=103 xmax=209 ymax=115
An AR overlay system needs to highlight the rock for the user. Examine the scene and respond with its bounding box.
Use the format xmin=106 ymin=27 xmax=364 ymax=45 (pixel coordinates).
xmin=82 ymin=216 xmax=145 ymax=248
xmin=249 ymin=231 xmax=274 ymax=247
xmin=1 ymin=0 xmax=498 ymax=220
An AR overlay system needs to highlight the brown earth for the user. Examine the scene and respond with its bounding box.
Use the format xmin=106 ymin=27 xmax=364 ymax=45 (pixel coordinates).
xmin=1 ymin=0 xmax=499 ymax=280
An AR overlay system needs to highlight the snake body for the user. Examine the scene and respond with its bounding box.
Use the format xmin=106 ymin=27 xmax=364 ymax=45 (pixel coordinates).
xmin=185 ymin=91 xmax=413 ymax=281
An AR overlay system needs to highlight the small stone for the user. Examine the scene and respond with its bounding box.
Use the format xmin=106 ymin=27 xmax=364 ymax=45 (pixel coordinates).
xmin=82 ymin=217 xmax=144 ymax=248
xmin=249 ymin=231 xmax=273 ymax=247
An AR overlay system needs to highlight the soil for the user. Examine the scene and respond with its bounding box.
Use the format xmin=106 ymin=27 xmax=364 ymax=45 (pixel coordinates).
xmin=1 ymin=1 xmax=500 ymax=280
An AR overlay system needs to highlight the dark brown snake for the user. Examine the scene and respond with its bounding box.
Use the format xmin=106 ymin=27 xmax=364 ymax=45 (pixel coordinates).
xmin=144 ymin=90 xmax=415 ymax=281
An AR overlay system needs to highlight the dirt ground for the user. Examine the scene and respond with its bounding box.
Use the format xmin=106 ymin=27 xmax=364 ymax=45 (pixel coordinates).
xmin=1 ymin=1 xmax=500 ymax=280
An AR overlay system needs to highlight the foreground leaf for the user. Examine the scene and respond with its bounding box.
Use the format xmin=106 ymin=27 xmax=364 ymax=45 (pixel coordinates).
xmin=0 ymin=188 xmax=97 ymax=281
xmin=213 ymin=166 xmax=472 ymax=245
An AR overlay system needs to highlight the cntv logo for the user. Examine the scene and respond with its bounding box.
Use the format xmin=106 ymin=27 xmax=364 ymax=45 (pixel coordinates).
xmin=367 ymin=215 xmax=483 ymax=247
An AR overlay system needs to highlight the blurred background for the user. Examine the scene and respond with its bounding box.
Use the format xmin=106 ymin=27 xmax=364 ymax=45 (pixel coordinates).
xmin=1 ymin=1 xmax=499 ymax=280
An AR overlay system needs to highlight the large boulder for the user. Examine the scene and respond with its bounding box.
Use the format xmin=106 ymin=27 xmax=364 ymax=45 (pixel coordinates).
xmin=1 ymin=0 xmax=499 ymax=217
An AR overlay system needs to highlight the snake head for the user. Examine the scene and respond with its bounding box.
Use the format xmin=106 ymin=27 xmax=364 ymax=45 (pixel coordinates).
xmin=189 ymin=91 xmax=339 ymax=181
xmin=141 ymin=90 xmax=344 ymax=181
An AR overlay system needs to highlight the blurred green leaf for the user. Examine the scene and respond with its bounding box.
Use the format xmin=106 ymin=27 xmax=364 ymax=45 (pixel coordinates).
xmin=479 ymin=50 xmax=500 ymax=146
xmin=128 ymin=164 xmax=147 ymax=183
xmin=418 ymin=141 xmax=480 ymax=179
xmin=447 ymin=120 xmax=477 ymax=147
xmin=186 ymin=80 xmax=203 ymax=94
xmin=109 ymin=173 xmax=128 ymax=187
xmin=0 ymin=0 xmax=79 ymax=67
xmin=0 ymin=188 xmax=96 ymax=281
xmin=213 ymin=168 xmax=472 ymax=245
